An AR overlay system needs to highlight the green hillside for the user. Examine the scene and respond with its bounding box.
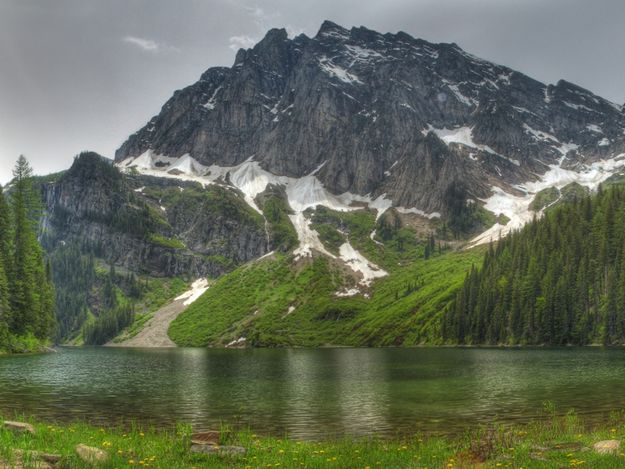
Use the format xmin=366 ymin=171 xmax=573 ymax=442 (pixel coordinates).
xmin=169 ymin=246 xmax=483 ymax=347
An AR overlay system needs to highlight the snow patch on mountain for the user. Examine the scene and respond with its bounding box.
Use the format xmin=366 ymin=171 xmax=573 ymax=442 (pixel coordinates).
xmin=442 ymin=81 xmax=477 ymax=107
xmin=586 ymin=124 xmax=603 ymax=134
xmin=175 ymin=278 xmax=209 ymax=306
xmin=523 ymin=124 xmax=559 ymax=143
xmin=121 ymin=151 xmax=177 ymax=171
xmin=118 ymin=152 xmax=444 ymax=288
xmin=344 ymin=44 xmax=384 ymax=65
xmin=202 ymin=86 xmax=222 ymax=110
xmin=290 ymin=212 xmax=334 ymax=260
xmin=424 ymin=125 xmax=520 ymax=166
xmin=167 ymin=154 xmax=206 ymax=175
xmin=338 ymin=242 xmax=387 ymax=287
xmin=563 ymin=101 xmax=595 ymax=113
xmin=318 ymin=56 xmax=362 ymax=84
xmin=556 ymin=142 xmax=579 ymax=156
xmin=471 ymin=154 xmax=625 ymax=247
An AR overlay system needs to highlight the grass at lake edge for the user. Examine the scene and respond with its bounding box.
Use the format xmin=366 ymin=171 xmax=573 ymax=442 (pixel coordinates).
xmin=3 ymin=411 xmax=625 ymax=467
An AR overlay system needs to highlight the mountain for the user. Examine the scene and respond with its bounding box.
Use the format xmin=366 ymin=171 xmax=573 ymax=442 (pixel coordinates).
xmin=39 ymin=21 xmax=625 ymax=345
xmin=115 ymin=20 xmax=625 ymax=233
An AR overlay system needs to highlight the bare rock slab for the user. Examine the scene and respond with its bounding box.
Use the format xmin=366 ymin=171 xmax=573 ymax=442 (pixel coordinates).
xmin=75 ymin=444 xmax=109 ymax=464
xmin=2 ymin=421 xmax=35 ymax=435
xmin=1 ymin=450 xmax=52 ymax=469
xmin=190 ymin=444 xmax=246 ymax=456
xmin=593 ymin=440 xmax=621 ymax=454
xmin=191 ymin=430 xmax=222 ymax=446
xmin=13 ymin=449 xmax=61 ymax=464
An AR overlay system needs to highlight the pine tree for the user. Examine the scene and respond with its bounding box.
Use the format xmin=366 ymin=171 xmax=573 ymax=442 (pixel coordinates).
xmin=0 ymin=254 xmax=10 ymax=345
xmin=10 ymin=157 xmax=38 ymax=334
xmin=8 ymin=156 xmax=55 ymax=339
xmin=0 ymin=187 xmax=12 ymax=342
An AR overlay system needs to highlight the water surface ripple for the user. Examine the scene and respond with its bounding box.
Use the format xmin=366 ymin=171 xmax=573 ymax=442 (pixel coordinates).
xmin=0 ymin=347 xmax=623 ymax=439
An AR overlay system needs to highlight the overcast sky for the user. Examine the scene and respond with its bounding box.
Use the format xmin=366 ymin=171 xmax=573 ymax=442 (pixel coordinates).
xmin=1 ymin=0 xmax=624 ymax=183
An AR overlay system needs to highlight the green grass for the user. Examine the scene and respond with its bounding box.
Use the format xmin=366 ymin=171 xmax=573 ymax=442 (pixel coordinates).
xmin=529 ymin=183 xmax=589 ymax=213
xmin=168 ymin=254 xmax=345 ymax=347
xmin=147 ymin=233 xmax=186 ymax=250
xmin=530 ymin=188 xmax=558 ymax=213
xmin=559 ymin=182 xmax=589 ymax=205
xmin=4 ymin=411 xmax=625 ymax=467
xmin=169 ymin=247 xmax=484 ymax=347
xmin=310 ymin=207 xmax=428 ymax=270
xmin=603 ymin=173 xmax=625 ymax=187
xmin=141 ymin=183 xmax=264 ymax=227
xmin=259 ymin=192 xmax=298 ymax=252
xmin=0 ymin=333 xmax=50 ymax=355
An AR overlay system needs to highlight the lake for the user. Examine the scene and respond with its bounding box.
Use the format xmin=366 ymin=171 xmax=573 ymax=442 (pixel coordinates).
xmin=0 ymin=346 xmax=624 ymax=439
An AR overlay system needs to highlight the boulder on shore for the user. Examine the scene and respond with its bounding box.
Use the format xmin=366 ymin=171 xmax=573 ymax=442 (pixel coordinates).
xmin=191 ymin=430 xmax=222 ymax=446
xmin=3 ymin=421 xmax=35 ymax=435
xmin=13 ymin=449 xmax=61 ymax=464
xmin=190 ymin=444 xmax=246 ymax=456
xmin=75 ymin=444 xmax=109 ymax=464
xmin=593 ymin=440 xmax=621 ymax=454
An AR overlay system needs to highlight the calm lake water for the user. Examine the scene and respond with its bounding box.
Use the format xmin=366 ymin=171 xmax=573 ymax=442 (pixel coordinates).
xmin=1 ymin=346 xmax=624 ymax=439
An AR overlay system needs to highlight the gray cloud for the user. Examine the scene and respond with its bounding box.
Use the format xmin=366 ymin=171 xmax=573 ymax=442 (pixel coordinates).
xmin=122 ymin=36 xmax=161 ymax=52
xmin=1 ymin=0 xmax=624 ymax=183
xmin=229 ymin=35 xmax=257 ymax=51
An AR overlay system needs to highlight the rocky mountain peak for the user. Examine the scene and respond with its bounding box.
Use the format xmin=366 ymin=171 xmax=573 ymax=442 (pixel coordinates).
xmin=115 ymin=21 xmax=625 ymax=246
xmin=316 ymin=20 xmax=350 ymax=39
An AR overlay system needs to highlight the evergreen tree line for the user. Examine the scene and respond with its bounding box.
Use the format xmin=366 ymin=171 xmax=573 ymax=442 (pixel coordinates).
xmin=82 ymin=304 xmax=135 ymax=345
xmin=81 ymin=264 xmax=142 ymax=345
xmin=48 ymin=244 xmax=96 ymax=341
xmin=49 ymin=246 xmax=144 ymax=345
xmin=0 ymin=157 xmax=55 ymax=348
xmin=443 ymin=184 xmax=625 ymax=345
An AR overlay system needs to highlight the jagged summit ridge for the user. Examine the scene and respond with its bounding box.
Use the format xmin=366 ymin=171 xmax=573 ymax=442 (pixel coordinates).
xmin=115 ymin=21 xmax=625 ymax=243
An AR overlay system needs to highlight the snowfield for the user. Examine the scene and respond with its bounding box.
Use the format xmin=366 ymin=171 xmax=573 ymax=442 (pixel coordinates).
xmin=338 ymin=242 xmax=387 ymax=287
xmin=423 ymin=125 xmax=520 ymax=166
xmin=175 ymin=278 xmax=209 ymax=306
xmin=470 ymin=154 xmax=625 ymax=247
xmin=119 ymin=151 xmax=444 ymax=293
xmin=121 ymin=148 xmax=625 ymax=289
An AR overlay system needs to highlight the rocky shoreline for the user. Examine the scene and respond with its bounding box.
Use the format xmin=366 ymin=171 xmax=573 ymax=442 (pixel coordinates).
xmin=3 ymin=413 xmax=625 ymax=468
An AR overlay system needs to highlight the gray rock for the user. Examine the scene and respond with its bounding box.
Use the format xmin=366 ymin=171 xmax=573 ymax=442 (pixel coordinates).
xmin=190 ymin=444 xmax=246 ymax=456
xmin=2 ymin=421 xmax=35 ymax=435
xmin=41 ymin=153 xmax=269 ymax=278
xmin=115 ymin=21 xmax=625 ymax=215
xmin=75 ymin=444 xmax=108 ymax=464
xmin=190 ymin=430 xmax=222 ymax=446
xmin=593 ymin=440 xmax=621 ymax=454
xmin=12 ymin=449 xmax=61 ymax=466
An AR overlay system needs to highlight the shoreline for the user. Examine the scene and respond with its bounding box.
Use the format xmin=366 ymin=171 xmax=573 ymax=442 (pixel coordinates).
xmin=2 ymin=412 xmax=625 ymax=468
xmin=0 ymin=345 xmax=57 ymax=358
xmin=52 ymin=343 xmax=625 ymax=351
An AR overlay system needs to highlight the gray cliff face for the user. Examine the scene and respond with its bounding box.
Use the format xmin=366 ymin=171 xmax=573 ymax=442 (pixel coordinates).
xmin=41 ymin=153 xmax=269 ymax=278
xmin=116 ymin=21 xmax=625 ymax=214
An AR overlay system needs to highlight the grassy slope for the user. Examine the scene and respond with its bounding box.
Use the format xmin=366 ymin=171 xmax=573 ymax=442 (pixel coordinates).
xmin=310 ymin=207 xmax=426 ymax=269
xmin=170 ymin=204 xmax=484 ymax=347
xmin=169 ymin=246 xmax=483 ymax=347
xmin=3 ymin=412 xmax=625 ymax=468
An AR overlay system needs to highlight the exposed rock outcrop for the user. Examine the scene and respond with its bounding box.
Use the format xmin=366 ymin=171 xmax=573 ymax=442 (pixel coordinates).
xmin=115 ymin=21 xmax=625 ymax=215
xmin=41 ymin=152 xmax=269 ymax=278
